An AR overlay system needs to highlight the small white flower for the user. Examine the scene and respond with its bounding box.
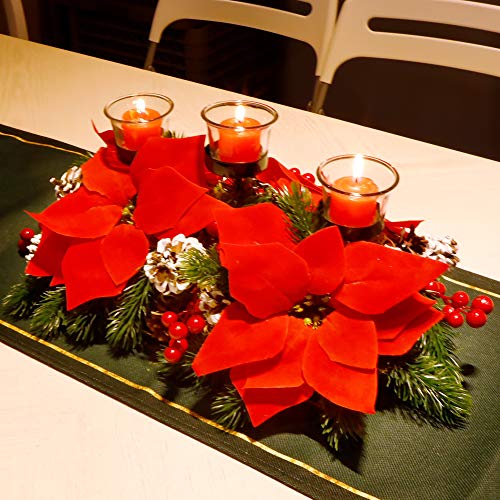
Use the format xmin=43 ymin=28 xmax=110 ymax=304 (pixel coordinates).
xmin=24 ymin=233 xmax=42 ymax=262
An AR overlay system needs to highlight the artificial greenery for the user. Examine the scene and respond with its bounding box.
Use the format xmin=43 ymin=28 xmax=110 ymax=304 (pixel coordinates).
xmin=211 ymin=385 xmax=250 ymax=430
xmin=317 ymin=400 xmax=366 ymax=452
xmin=177 ymin=244 xmax=229 ymax=294
xmin=383 ymin=323 xmax=471 ymax=427
xmin=106 ymin=273 xmax=153 ymax=352
xmin=1 ymin=275 xmax=50 ymax=319
xmin=274 ymin=182 xmax=325 ymax=242
xmin=30 ymin=287 xmax=67 ymax=339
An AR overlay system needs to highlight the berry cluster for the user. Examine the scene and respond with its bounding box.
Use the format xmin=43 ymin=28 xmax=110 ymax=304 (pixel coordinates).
xmin=290 ymin=167 xmax=315 ymax=184
xmin=160 ymin=302 xmax=206 ymax=363
xmin=17 ymin=227 xmax=35 ymax=254
xmin=425 ymin=281 xmax=494 ymax=328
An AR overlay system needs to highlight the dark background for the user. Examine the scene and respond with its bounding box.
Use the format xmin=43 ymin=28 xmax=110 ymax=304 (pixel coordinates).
xmin=2 ymin=0 xmax=500 ymax=161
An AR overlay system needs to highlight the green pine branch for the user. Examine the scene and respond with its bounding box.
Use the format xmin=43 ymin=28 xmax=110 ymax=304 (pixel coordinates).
xmin=106 ymin=274 xmax=153 ymax=352
xmin=384 ymin=323 xmax=471 ymax=427
xmin=211 ymin=385 xmax=250 ymax=430
xmin=157 ymin=334 xmax=206 ymax=387
xmin=1 ymin=275 xmax=51 ymax=319
xmin=66 ymin=301 xmax=109 ymax=346
xmin=317 ymin=400 xmax=366 ymax=451
xmin=274 ymin=182 xmax=324 ymax=242
xmin=30 ymin=287 xmax=67 ymax=339
xmin=177 ymin=244 xmax=229 ymax=293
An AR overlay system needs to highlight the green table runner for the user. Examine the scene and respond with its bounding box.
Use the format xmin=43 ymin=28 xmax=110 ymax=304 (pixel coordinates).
xmin=1 ymin=125 xmax=499 ymax=500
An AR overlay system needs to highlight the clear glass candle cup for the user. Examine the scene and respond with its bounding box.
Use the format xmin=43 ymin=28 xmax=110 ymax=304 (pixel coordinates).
xmin=104 ymin=93 xmax=174 ymax=163
xmin=201 ymin=100 xmax=278 ymax=177
xmin=317 ymin=154 xmax=399 ymax=239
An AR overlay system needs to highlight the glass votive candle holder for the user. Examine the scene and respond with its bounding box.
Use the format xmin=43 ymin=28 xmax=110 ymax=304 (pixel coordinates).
xmin=317 ymin=154 xmax=399 ymax=241
xmin=201 ymin=100 xmax=278 ymax=178
xmin=104 ymin=93 xmax=174 ymax=164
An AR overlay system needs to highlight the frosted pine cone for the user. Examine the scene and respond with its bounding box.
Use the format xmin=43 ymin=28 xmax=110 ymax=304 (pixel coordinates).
xmin=198 ymin=287 xmax=231 ymax=326
xmin=144 ymin=234 xmax=206 ymax=295
xmin=50 ymin=165 xmax=82 ymax=199
xmin=420 ymin=235 xmax=459 ymax=266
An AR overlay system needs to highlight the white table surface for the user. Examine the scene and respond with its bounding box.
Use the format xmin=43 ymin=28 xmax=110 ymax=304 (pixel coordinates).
xmin=0 ymin=34 xmax=499 ymax=500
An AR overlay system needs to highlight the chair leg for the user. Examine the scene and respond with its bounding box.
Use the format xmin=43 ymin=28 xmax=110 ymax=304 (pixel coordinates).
xmin=144 ymin=41 xmax=158 ymax=71
xmin=310 ymin=81 xmax=330 ymax=114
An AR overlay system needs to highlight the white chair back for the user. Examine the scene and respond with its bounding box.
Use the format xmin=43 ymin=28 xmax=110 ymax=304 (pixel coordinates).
xmin=144 ymin=0 xmax=338 ymax=106
xmin=3 ymin=0 xmax=28 ymax=39
xmin=312 ymin=0 xmax=500 ymax=113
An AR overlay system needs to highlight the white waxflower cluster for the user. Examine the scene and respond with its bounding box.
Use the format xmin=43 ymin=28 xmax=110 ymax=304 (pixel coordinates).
xmin=50 ymin=165 xmax=82 ymax=199
xmin=24 ymin=233 xmax=42 ymax=261
xmin=144 ymin=234 xmax=205 ymax=295
xmin=198 ymin=287 xmax=231 ymax=326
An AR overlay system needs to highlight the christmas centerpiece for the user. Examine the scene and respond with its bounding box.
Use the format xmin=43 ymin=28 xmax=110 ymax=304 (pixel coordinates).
xmin=2 ymin=97 xmax=494 ymax=455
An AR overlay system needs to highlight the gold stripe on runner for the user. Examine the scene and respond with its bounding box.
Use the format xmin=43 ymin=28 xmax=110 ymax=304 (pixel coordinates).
xmin=442 ymin=275 xmax=500 ymax=299
xmin=0 ymin=318 xmax=379 ymax=500
xmin=0 ymin=130 xmax=90 ymax=158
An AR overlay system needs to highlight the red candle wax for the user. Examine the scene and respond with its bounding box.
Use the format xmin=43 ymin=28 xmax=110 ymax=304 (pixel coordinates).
xmin=121 ymin=103 xmax=162 ymax=151
xmin=218 ymin=106 xmax=261 ymax=163
xmin=328 ymin=175 xmax=380 ymax=227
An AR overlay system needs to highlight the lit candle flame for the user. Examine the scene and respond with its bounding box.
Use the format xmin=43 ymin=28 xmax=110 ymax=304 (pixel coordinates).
xmin=133 ymin=98 xmax=147 ymax=115
xmin=352 ymin=154 xmax=364 ymax=182
xmin=234 ymin=104 xmax=246 ymax=123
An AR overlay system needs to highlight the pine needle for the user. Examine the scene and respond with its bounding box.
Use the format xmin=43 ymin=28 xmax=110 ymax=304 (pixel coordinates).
xmin=30 ymin=287 xmax=67 ymax=339
xmin=274 ymin=182 xmax=323 ymax=242
xmin=106 ymin=274 xmax=152 ymax=352
xmin=1 ymin=275 xmax=50 ymax=319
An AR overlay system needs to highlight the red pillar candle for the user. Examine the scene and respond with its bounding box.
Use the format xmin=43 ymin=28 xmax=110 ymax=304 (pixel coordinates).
xmin=121 ymin=98 xmax=162 ymax=151
xmin=328 ymin=155 xmax=380 ymax=227
xmin=218 ymin=105 xmax=261 ymax=163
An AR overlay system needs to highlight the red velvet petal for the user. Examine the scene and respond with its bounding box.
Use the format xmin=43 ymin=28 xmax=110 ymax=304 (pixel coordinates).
xmin=215 ymin=203 xmax=294 ymax=249
xmin=82 ymin=150 xmax=136 ymax=206
xmin=220 ymin=242 xmax=309 ymax=319
xmin=101 ymin=224 xmax=149 ymax=285
xmin=158 ymin=194 xmax=228 ymax=239
xmin=130 ymin=135 xmax=206 ymax=187
xmin=336 ymin=243 xmax=448 ymax=315
xmin=25 ymin=227 xmax=72 ymax=283
xmin=231 ymin=316 xmax=308 ymax=389
xmin=295 ymin=226 xmax=345 ymax=295
xmin=303 ymin=336 xmax=377 ymax=413
xmin=191 ymin=303 xmax=288 ymax=376
xmin=375 ymin=293 xmax=437 ymax=340
xmin=62 ymin=239 xmax=126 ymax=309
xmin=318 ymin=311 xmax=377 ymax=369
xmin=133 ymin=166 xmax=207 ymax=235
xmin=28 ymin=187 xmax=122 ymax=238
xmin=378 ymin=307 xmax=444 ymax=356
xmin=230 ymin=378 xmax=314 ymax=427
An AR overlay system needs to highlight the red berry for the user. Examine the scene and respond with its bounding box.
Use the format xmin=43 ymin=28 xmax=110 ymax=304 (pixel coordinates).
xmin=163 ymin=346 xmax=183 ymax=363
xmin=19 ymin=227 xmax=35 ymax=241
xmin=189 ymin=299 xmax=203 ymax=314
xmin=451 ymin=291 xmax=470 ymax=308
xmin=206 ymin=221 xmax=219 ymax=238
xmin=186 ymin=314 xmax=206 ymax=334
xmin=169 ymin=338 xmax=189 ymax=352
xmin=169 ymin=321 xmax=188 ymax=339
xmin=442 ymin=305 xmax=455 ymax=316
xmin=290 ymin=168 xmax=301 ymax=175
xmin=425 ymin=280 xmax=446 ymax=296
xmin=466 ymin=309 xmax=487 ymax=328
xmin=161 ymin=311 xmax=178 ymax=327
xmin=17 ymin=239 xmax=28 ymax=252
xmin=471 ymin=295 xmax=494 ymax=314
xmin=445 ymin=311 xmax=464 ymax=328
xmin=302 ymin=173 xmax=315 ymax=183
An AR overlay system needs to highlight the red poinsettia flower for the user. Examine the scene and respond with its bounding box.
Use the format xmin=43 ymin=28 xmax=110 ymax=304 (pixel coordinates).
xmin=26 ymin=135 xmax=225 ymax=309
xmin=192 ymin=203 xmax=447 ymax=426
